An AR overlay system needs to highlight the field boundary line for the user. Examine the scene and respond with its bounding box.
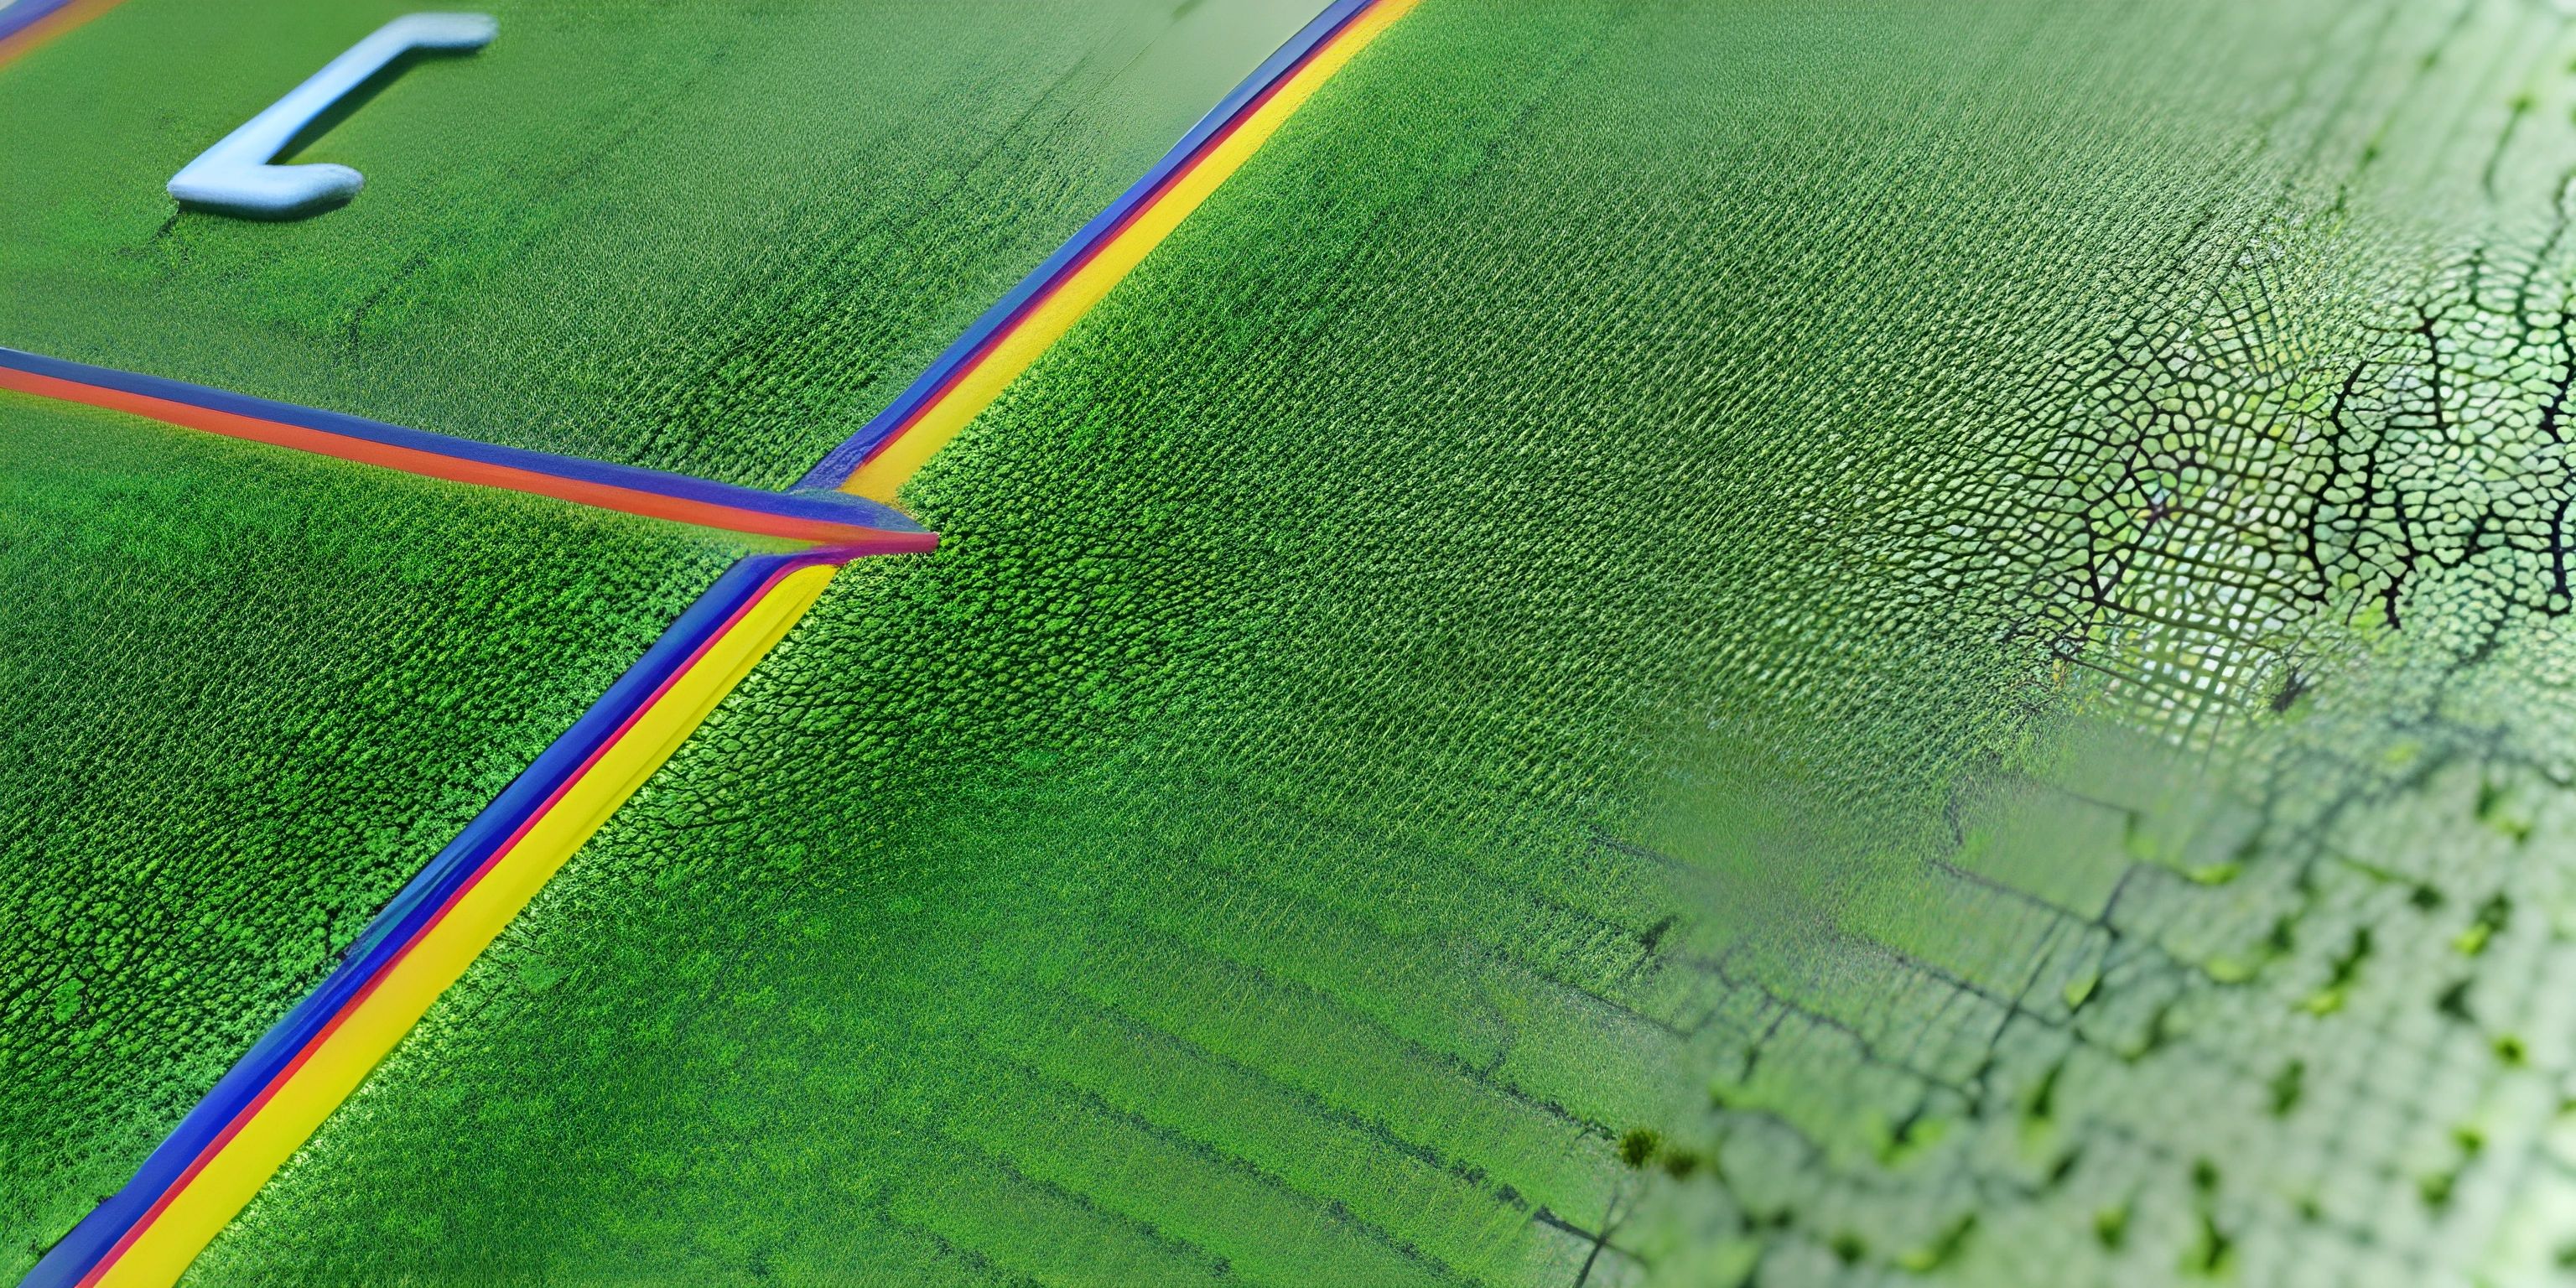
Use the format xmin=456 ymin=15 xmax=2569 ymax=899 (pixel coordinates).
xmin=23 ymin=1 xmax=1420 ymax=1283
xmin=0 ymin=0 xmax=122 ymax=70
xmin=0 ymin=347 xmax=937 ymax=553
xmin=24 ymin=552 xmax=846 ymax=1288
xmin=803 ymin=0 xmax=1420 ymax=499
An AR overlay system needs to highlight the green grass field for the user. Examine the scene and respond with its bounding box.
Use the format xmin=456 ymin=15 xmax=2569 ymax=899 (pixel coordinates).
xmin=176 ymin=0 xmax=2576 ymax=1283
xmin=0 ymin=395 xmax=742 ymax=1276
xmin=13 ymin=0 xmax=2576 ymax=1282
xmin=0 ymin=0 xmax=1311 ymax=486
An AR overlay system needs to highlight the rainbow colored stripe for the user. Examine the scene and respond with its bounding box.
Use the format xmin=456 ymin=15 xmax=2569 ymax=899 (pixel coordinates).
xmin=0 ymin=0 xmax=74 ymax=42
xmin=0 ymin=0 xmax=123 ymax=69
xmin=0 ymin=348 xmax=936 ymax=553
xmin=808 ymin=0 xmax=1418 ymax=500
xmin=21 ymin=0 xmax=1416 ymax=1283
xmin=25 ymin=553 xmax=843 ymax=1288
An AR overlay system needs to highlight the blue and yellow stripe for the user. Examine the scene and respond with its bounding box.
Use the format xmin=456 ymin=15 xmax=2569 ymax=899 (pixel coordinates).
xmin=24 ymin=1 xmax=1418 ymax=1282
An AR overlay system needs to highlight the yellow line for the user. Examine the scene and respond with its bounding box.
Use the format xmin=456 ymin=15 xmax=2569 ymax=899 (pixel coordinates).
xmin=100 ymin=3 xmax=1422 ymax=1280
xmin=100 ymin=564 xmax=838 ymax=1288
xmin=840 ymin=0 xmax=1419 ymax=503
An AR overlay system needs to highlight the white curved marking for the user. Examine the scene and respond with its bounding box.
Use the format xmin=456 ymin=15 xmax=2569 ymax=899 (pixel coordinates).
xmin=167 ymin=13 xmax=495 ymax=218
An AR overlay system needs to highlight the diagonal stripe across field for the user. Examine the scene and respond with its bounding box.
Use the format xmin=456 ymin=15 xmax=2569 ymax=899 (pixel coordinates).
xmin=0 ymin=396 xmax=746 ymax=1281
xmin=26 ymin=0 xmax=2576 ymax=1284
xmin=13 ymin=2 xmax=1416 ymax=1284
xmin=0 ymin=0 xmax=122 ymax=70
xmin=0 ymin=349 xmax=933 ymax=553
xmin=178 ymin=0 xmax=2576 ymax=1285
xmin=0 ymin=0 xmax=1326 ymax=486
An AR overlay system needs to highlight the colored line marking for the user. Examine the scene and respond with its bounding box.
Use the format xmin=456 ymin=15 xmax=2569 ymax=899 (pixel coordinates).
xmin=22 ymin=2 xmax=1415 ymax=1284
xmin=0 ymin=347 xmax=936 ymax=553
xmin=0 ymin=0 xmax=123 ymax=70
xmin=86 ymin=557 xmax=839 ymax=1288
xmin=168 ymin=12 xmax=496 ymax=219
xmin=804 ymin=0 xmax=1420 ymax=499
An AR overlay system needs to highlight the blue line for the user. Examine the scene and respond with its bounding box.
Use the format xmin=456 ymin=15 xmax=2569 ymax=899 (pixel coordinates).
xmin=792 ymin=0 xmax=1377 ymax=490
xmin=0 ymin=347 xmax=925 ymax=536
xmin=22 ymin=0 xmax=1383 ymax=1279
xmin=0 ymin=0 xmax=78 ymax=45
xmin=22 ymin=553 xmax=804 ymax=1288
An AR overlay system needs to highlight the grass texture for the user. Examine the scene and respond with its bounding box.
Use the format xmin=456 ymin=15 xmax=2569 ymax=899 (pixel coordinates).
xmin=0 ymin=0 xmax=1313 ymax=486
xmin=0 ymin=396 xmax=740 ymax=1278
xmin=190 ymin=0 xmax=2576 ymax=1284
xmin=2 ymin=0 xmax=2570 ymax=1283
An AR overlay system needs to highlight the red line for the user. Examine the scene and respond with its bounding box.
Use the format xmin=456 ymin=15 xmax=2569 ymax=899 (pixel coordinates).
xmin=75 ymin=562 xmax=807 ymax=1285
xmin=0 ymin=368 xmax=938 ymax=553
xmin=47 ymin=6 xmax=1367 ymax=1272
xmin=0 ymin=0 xmax=127 ymax=70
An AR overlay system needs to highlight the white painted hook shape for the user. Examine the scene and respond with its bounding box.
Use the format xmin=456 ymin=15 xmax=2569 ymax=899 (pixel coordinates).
xmin=167 ymin=13 xmax=495 ymax=218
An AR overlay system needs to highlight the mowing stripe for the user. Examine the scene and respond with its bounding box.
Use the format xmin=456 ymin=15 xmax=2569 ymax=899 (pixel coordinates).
xmin=0 ymin=0 xmax=120 ymax=69
xmin=0 ymin=348 xmax=937 ymax=553
xmin=801 ymin=0 xmax=1420 ymax=498
xmin=23 ymin=1 xmax=1417 ymax=1283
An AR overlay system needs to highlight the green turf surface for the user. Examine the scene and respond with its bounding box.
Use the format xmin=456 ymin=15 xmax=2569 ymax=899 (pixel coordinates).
xmin=0 ymin=0 xmax=1311 ymax=487
xmin=187 ymin=0 xmax=2576 ymax=1282
xmin=0 ymin=395 xmax=741 ymax=1278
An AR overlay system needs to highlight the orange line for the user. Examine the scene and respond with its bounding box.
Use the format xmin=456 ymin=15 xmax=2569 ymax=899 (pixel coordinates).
xmin=0 ymin=370 xmax=937 ymax=552
xmin=0 ymin=0 xmax=126 ymax=71
xmin=24 ymin=0 xmax=1420 ymax=1280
